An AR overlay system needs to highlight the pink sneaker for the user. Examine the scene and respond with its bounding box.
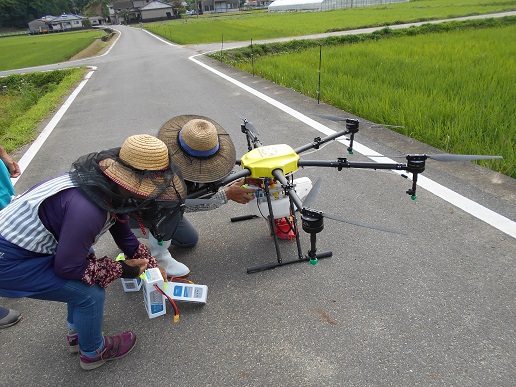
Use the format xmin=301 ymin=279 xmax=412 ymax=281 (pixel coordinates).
xmin=79 ymin=331 xmax=137 ymax=370
xmin=67 ymin=333 xmax=79 ymax=354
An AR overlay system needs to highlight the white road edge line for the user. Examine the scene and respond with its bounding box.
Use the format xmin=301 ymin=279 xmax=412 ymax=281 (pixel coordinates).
xmin=188 ymin=54 xmax=515 ymax=239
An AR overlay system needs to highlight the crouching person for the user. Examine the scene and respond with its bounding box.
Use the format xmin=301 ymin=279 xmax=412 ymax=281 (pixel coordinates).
xmin=0 ymin=135 xmax=186 ymax=370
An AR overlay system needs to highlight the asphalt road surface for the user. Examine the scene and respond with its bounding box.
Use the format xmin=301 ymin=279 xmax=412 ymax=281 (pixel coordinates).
xmin=1 ymin=16 xmax=515 ymax=386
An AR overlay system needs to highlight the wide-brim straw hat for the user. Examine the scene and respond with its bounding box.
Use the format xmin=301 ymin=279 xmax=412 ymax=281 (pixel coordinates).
xmin=157 ymin=115 xmax=237 ymax=183
xmin=99 ymin=134 xmax=186 ymax=199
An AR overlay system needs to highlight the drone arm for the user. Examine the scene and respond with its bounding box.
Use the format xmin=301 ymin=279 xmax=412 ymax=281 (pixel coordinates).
xmin=185 ymin=169 xmax=252 ymax=199
xmin=302 ymin=117 xmax=359 ymax=154
xmin=241 ymin=122 xmax=262 ymax=150
xmin=271 ymin=169 xmax=304 ymax=211
xmin=252 ymin=137 xmax=263 ymax=149
xmin=298 ymin=159 xmax=407 ymax=171
xmin=294 ymin=128 xmax=350 ymax=155
xmin=298 ymin=156 xmax=427 ymax=199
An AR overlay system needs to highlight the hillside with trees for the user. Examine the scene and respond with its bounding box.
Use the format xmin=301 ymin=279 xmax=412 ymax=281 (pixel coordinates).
xmin=0 ymin=0 xmax=110 ymax=29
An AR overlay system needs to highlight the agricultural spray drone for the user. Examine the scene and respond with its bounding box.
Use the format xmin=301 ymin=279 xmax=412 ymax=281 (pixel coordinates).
xmin=186 ymin=116 xmax=502 ymax=274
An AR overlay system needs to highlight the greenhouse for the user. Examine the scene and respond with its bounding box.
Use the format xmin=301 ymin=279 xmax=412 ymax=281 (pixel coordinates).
xmin=268 ymin=0 xmax=409 ymax=12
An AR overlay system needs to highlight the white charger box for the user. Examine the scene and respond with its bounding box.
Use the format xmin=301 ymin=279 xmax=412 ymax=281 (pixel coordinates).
xmin=121 ymin=277 xmax=142 ymax=292
xmin=142 ymin=267 xmax=166 ymax=318
xmin=116 ymin=253 xmax=143 ymax=293
xmin=165 ymin=282 xmax=208 ymax=304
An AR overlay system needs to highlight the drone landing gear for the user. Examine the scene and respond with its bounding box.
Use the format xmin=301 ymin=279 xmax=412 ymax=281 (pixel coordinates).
xmin=230 ymin=214 xmax=259 ymax=222
xmin=245 ymin=189 xmax=332 ymax=274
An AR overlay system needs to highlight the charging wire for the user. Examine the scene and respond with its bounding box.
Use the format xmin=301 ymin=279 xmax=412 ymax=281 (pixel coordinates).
xmin=153 ymin=277 xmax=197 ymax=323
xmin=154 ymin=284 xmax=180 ymax=323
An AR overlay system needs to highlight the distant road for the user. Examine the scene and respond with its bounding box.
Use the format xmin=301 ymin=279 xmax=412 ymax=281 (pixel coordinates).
xmin=185 ymin=10 xmax=516 ymax=53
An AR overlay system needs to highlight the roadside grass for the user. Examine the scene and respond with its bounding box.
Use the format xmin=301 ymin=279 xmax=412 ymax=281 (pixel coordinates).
xmin=145 ymin=0 xmax=516 ymax=44
xmin=212 ymin=18 xmax=516 ymax=178
xmin=0 ymin=29 xmax=106 ymax=71
xmin=0 ymin=68 xmax=86 ymax=154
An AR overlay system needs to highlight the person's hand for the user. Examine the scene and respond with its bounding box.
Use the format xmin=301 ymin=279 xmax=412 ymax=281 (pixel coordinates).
xmin=224 ymin=179 xmax=256 ymax=204
xmin=157 ymin=265 xmax=168 ymax=282
xmin=123 ymin=258 xmax=149 ymax=276
xmin=8 ymin=160 xmax=21 ymax=178
xmin=0 ymin=145 xmax=21 ymax=178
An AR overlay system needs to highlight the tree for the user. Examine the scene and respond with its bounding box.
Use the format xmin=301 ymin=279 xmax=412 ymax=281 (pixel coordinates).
xmin=0 ymin=0 xmax=18 ymax=28
xmin=0 ymin=0 xmax=98 ymax=29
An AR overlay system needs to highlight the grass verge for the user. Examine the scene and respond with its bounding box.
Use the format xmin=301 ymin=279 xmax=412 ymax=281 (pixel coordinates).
xmin=0 ymin=68 xmax=87 ymax=154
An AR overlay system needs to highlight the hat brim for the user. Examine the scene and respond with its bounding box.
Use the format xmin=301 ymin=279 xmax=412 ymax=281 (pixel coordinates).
xmin=99 ymin=158 xmax=186 ymax=200
xmin=157 ymin=115 xmax=237 ymax=183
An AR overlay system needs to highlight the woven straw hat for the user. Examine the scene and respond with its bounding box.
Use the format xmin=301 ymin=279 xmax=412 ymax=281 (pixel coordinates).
xmin=99 ymin=134 xmax=186 ymax=199
xmin=158 ymin=115 xmax=236 ymax=183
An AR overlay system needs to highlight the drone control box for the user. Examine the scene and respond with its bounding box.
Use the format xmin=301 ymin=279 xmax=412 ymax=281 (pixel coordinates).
xmin=164 ymin=282 xmax=208 ymax=304
xmin=142 ymin=268 xmax=166 ymax=319
xmin=240 ymin=144 xmax=300 ymax=177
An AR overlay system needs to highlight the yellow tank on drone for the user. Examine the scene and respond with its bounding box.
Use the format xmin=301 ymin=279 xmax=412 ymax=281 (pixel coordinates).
xmin=240 ymin=144 xmax=299 ymax=178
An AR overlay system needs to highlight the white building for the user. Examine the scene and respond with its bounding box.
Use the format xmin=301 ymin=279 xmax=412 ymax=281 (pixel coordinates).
xmin=28 ymin=14 xmax=85 ymax=34
xmin=268 ymin=0 xmax=409 ymax=12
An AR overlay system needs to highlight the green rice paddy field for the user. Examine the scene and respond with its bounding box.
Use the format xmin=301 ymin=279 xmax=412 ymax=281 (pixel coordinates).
xmin=215 ymin=18 xmax=515 ymax=177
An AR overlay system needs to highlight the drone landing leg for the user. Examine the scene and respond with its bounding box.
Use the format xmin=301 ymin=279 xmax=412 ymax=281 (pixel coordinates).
xmin=246 ymin=195 xmax=331 ymax=274
xmin=230 ymin=214 xmax=259 ymax=222
xmin=287 ymin=200 xmax=305 ymax=260
xmin=307 ymin=233 xmax=332 ymax=264
xmin=246 ymin=231 xmax=331 ymax=274
xmin=247 ymin=180 xmax=287 ymax=274
xmin=264 ymin=181 xmax=283 ymax=265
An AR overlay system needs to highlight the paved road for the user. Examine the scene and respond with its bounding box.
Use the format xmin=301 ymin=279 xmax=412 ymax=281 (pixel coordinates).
xmin=1 ymin=14 xmax=515 ymax=386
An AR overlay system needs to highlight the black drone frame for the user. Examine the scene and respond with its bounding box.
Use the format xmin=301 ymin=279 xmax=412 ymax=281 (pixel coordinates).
xmin=185 ymin=117 xmax=501 ymax=273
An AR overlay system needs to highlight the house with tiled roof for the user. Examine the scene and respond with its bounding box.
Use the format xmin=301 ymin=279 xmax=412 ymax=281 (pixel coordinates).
xmin=200 ymin=0 xmax=240 ymax=13
xmin=110 ymin=0 xmax=180 ymax=24
xmin=109 ymin=0 xmax=242 ymax=23
xmin=140 ymin=0 xmax=178 ymax=21
xmin=28 ymin=14 xmax=86 ymax=34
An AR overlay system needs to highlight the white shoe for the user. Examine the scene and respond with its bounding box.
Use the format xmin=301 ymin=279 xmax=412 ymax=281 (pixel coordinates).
xmin=148 ymin=234 xmax=190 ymax=277
xmin=158 ymin=251 xmax=190 ymax=277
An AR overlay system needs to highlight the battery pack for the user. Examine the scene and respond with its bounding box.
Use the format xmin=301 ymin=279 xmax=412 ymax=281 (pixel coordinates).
xmin=142 ymin=268 xmax=166 ymax=318
xmin=165 ymin=282 xmax=208 ymax=304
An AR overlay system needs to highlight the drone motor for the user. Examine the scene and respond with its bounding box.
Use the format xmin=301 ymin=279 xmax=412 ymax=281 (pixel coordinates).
xmin=301 ymin=208 xmax=324 ymax=234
